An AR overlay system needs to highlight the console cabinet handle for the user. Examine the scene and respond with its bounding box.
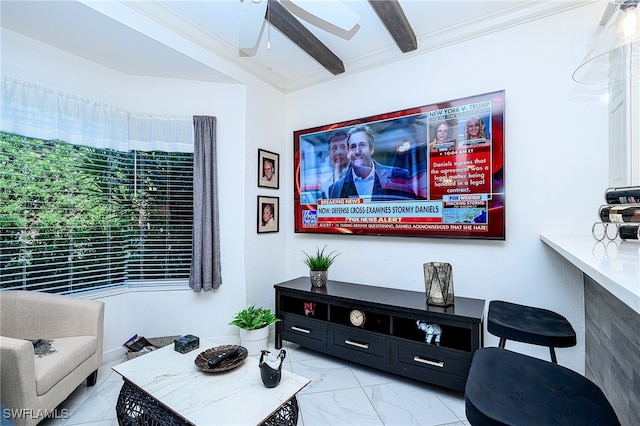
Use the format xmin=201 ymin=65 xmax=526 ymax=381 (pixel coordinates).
xmin=345 ymin=339 xmax=370 ymax=349
xmin=291 ymin=326 xmax=311 ymax=334
xmin=413 ymin=356 xmax=445 ymax=368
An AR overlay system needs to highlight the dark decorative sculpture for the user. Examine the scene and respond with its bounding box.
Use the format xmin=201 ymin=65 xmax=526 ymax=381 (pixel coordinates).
xmin=259 ymin=349 xmax=287 ymax=388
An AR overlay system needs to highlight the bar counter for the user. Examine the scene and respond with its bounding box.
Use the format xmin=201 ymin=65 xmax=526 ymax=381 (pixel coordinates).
xmin=541 ymin=234 xmax=639 ymax=425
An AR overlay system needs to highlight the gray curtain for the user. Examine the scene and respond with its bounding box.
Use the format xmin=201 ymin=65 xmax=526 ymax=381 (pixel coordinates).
xmin=189 ymin=116 xmax=222 ymax=291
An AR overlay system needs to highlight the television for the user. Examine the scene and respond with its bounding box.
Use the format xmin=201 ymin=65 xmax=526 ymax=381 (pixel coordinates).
xmin=293 ymin=90 xmax=505 ymax=240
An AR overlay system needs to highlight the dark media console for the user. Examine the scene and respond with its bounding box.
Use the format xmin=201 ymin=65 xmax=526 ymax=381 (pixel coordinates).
xmin=274 ymin=277 xmax=485 ymax=392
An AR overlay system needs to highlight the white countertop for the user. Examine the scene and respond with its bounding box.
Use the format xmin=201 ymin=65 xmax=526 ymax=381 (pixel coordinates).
xmin=540 ymin=234 xmax=640 ymax=314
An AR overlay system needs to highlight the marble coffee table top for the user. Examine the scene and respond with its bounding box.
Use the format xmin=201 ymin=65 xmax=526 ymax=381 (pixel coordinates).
xmin=113 ymin=339 xmax=309 ymax=425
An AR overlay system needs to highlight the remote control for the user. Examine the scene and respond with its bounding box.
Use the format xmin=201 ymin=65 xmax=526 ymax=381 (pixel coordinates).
xmin=207 ymin=347 xmax=239 ymax=368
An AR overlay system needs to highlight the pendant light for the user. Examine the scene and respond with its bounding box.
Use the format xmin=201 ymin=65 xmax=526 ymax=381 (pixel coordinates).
xmin=573 ymin=0 xmax=639 ymax=84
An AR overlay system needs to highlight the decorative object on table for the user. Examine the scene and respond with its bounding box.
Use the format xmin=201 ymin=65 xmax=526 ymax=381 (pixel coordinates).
xmin=302 ymin=245 xmax=340 ymax=288
xmin=229 ymin=305 xmax=280 ymax=355
xmin=207 ymin=346 xmax=239 ymax=368
xmin=259 ymin=349 xmax=287 ymax=388
xmin=593 ymin=186 xmax=640 ymax=241
xmin=123 ymin=335 xmax=182 ymax=360
xmin=195 ymin=345 xmax=248 ymax=373
xmin=303 ymin=302 xmax=316 ymax=316
xmin=423 ymin=262 xmax=455 ymax=306
xmin=349 ymin=309 xmax=366 ymax=327
xmin=416 ymin=320 xmax=442 ymax=345
xmin=257 ymin=195 xmax=279 ymax=234
xmin=258 ymin=148 xmax=279 ymax=189
xmin=123 ymin=334 xmax=155 ymax=353
xmin=124 ymin=335 xmax=180 ymax=361
xmin=173 ymin=334 xmax=199 ymax=354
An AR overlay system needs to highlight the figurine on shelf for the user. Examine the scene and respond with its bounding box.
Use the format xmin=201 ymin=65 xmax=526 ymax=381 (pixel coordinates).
xmin=304 ymin=302 xmax=315 ymax=316
xmin=417 ymin=320 xmax=442 ymax=345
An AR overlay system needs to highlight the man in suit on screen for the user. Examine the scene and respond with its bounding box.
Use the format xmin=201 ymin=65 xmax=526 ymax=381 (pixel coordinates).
xmin=328 ymin=124 xmax=416 ymax=201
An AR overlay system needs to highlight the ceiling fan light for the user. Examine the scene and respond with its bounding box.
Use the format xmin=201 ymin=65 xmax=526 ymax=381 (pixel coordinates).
xmin=618 ymin=4 xmax=639 ymax=39
xmin=572 ymin=0 xmax=640 ymax=84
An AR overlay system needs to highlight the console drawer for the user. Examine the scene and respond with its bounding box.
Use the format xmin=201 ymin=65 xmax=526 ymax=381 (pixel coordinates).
xmin=280 ymin=313 xmax=327 ymax=349
xmin=330 ymin=326 xmax=389 ymax=366
xmin=392 ymin=340 xmax=470 ymax=377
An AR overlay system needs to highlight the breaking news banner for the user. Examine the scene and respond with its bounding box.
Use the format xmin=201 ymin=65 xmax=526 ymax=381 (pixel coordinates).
xmin=311 ymin=198 xmax=487 ymax=228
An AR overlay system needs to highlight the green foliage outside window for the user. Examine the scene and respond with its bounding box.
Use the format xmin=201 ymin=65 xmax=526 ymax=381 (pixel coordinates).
xmin=0 ymin=132 xmax=193 ymax=293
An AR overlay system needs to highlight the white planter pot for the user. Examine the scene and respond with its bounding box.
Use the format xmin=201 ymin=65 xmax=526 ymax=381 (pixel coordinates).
xmin=239 ymin=326 xmax=270 ymax=356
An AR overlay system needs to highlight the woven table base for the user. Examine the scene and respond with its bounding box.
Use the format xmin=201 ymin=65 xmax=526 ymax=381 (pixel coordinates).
xmin=116 ymin=380 xmax=299 ymax=426
xmin=260 ymin=396 xmax=298 ymax=426
xmin=116 ymin=381 xmax=189 ymax=426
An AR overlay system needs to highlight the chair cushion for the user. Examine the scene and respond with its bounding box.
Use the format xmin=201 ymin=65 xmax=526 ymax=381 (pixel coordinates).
xmin=487 ymin=300 xmax=576 ymax=348
xmin=465 ymin=347 xmax=620 ymax=425
xmin=34 ymin=336 xmax=97 ymax=395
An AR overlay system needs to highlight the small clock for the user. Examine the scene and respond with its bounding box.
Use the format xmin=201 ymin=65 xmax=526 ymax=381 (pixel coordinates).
xmin=349 ymin=309 xmax=366 ymax=327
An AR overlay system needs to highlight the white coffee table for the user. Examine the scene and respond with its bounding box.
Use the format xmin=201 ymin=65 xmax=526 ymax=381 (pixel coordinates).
xmin=112 ymin=340 xmax=309 ymax=425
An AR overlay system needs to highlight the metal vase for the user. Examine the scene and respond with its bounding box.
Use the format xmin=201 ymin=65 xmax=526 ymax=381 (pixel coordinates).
xmin=309 ymin=270 xmax=328 ymax=288
xmin=423 ymin=262 xmax=454 ymax=306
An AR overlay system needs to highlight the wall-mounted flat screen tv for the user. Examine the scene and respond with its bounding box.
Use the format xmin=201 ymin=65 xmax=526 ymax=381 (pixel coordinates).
xmin=294 ymin=90 xmax=505 ymax=240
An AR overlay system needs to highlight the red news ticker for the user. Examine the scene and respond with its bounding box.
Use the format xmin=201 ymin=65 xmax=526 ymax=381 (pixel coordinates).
xmin=317 ymin=216 xmax=442 ymax=223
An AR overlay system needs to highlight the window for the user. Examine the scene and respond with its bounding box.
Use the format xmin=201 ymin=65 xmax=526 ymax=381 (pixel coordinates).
xmin=128 ymin=150 xmax=194 ymax=281
xmin=0 ymin=132 xmax=193 ymax=293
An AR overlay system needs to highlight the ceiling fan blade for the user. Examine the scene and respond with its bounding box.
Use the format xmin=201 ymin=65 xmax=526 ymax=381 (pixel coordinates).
xmin=284 ymin=0 xmax=359 ymax=32
xmin=267 ymin=0 xmax=345 ymax=75
xmin=239 ymin=0 xmax=268 ymax=54
xmin=368 ymin=0 xmax=416 ymax=53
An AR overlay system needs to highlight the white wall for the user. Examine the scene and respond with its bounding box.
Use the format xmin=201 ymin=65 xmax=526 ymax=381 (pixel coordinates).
xmin=284 ymin=4 xmax=608 ymax=372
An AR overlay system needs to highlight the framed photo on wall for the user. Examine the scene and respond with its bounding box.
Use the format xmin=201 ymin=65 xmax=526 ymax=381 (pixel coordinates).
xmin=257 ymin=196 xmax=279 ymax=233
xmin=258 ymin=149 xmax=279 ymax=189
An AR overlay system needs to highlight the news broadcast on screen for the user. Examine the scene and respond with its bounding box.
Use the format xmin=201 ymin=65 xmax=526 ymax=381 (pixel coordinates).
xmin=293 ymin=90 xmax=505 ymax=240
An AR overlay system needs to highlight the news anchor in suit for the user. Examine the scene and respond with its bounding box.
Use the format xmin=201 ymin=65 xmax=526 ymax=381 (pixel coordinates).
xmin=328 ymin=124 xmax=416 ymax=201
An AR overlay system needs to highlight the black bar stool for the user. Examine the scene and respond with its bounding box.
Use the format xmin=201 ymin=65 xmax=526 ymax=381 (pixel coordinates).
xmin=465 ymin=347 xmax=620 ymax=426
xmin=487 ymin=300 xmax=576 ymax=364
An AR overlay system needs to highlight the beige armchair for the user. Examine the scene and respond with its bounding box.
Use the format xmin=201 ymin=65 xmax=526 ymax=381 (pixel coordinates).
xmin=0 ymin=290 xmax=104 ymax=426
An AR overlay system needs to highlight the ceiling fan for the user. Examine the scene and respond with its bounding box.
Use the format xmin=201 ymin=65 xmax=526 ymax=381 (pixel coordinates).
xmin=238 ymin=0 xmax=417 ymax=75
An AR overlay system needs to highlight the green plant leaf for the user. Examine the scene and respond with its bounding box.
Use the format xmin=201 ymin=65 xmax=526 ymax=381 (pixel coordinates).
xmin=302 ymin=245 xmax=340 ymax=271
xmin=229 ymin=304 xmax=280 ymax=330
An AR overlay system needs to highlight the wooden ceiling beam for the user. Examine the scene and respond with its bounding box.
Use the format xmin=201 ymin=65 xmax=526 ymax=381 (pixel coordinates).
xmin=267 ymin=0 xmax=345 ymax=75
xmin=368 ymin=0 xmax=417 ymax=53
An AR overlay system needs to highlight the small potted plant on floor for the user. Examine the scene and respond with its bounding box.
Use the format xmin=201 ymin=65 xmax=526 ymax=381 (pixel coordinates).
xmin=230 ymin=305 xmax=280 ymax=355
xmin=302 ymin=245 xmax=340 ymax=288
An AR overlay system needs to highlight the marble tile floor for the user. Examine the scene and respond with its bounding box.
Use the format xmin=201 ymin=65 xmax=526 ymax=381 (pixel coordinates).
xmin=39 ymin=340 xmax=470 ymax=426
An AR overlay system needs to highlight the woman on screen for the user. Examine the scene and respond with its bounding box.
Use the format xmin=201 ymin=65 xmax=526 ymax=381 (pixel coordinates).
xmin=461 ymin=117 xmax=490 ymax=148
xmin=429 ymin=122 xmax=456 ymax=152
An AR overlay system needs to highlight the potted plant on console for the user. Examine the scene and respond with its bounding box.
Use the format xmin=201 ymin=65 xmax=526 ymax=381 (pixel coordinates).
xmin=302 ymin=245 xmax=340 ymax=288
xmin=230 ymin=305 xmax=279 ymax=356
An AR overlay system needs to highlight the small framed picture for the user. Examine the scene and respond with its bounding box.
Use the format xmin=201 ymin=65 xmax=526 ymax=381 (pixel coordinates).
xmin=257 ymin=196 xmax=279 ymax=233
xmin=258 ymin=149 xmax=279 ymax=189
